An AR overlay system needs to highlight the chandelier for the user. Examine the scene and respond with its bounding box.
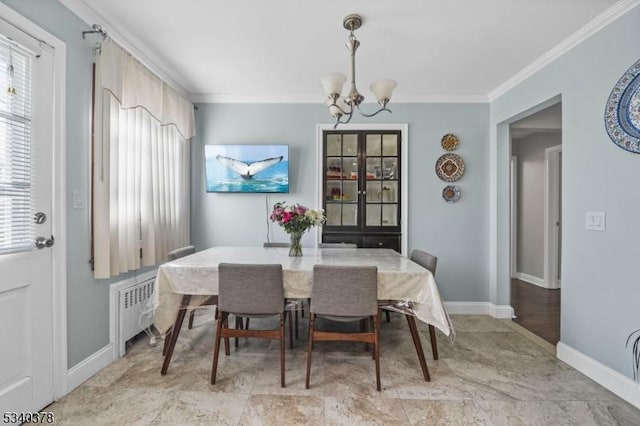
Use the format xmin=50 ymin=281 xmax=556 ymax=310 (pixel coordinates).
xmin=321 ymin=14 xmax=397 ymax=128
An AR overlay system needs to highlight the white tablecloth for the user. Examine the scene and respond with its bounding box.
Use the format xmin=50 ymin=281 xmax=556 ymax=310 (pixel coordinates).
xmin=153 ymin=246 xmax=454 ymax=338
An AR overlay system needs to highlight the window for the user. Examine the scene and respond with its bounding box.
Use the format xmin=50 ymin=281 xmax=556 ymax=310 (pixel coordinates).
xmin=92 ymin=39 xmax=194 ymax=279
xmin=0 ymin=39 xmax=31 ymax=254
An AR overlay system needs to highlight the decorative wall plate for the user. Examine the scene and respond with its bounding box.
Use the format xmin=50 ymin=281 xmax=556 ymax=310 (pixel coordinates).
xmin=604 ymin=57 xmax=640 ymax=154
xmin=442 ymin=185 xmax=460 ymax=203
xmin=441 ymin=133 xmax=459 ymax=151
xmin=435 ymin=153 xmax=465 ymax=182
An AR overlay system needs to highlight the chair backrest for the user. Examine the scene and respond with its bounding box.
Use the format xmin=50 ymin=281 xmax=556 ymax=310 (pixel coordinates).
xmin=410 ymin=249 xmax=437 ymax=276
xmin=263 ymin=242 xmax=290 ymax=248
xmin=168 ymin=245 xmax=195 ymax=261
xmin=218 ymin=263 xmax=284 ymax=315
xmin=318 ymin=243 xmax=358 ymax=248
xmin=311 ymin=265 xmax=378 ymax=318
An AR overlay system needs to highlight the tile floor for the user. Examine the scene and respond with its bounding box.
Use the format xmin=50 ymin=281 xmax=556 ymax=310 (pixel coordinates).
xmin=45 ymin=314 xmax=640 ymax=425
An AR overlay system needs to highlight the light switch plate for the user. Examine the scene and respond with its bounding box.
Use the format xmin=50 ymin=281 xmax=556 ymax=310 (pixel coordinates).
xmin=585 ymin=211 xmax=605 ymax=231
xmin=73 ymin=190 xmax=84 ymax=209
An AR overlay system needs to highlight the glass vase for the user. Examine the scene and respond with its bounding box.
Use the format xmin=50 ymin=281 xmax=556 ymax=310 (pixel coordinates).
xmin=289 ymin=231 xmax=303 ymax=257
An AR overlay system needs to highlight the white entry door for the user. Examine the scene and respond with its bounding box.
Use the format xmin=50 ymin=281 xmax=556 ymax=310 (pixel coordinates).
xmin=0 ymin=18 xmax=55 ymax=414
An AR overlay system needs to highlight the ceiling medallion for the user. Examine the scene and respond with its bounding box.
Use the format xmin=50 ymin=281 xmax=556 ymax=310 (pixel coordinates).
xmin=604 ymin=57 xmax=640 ymax=154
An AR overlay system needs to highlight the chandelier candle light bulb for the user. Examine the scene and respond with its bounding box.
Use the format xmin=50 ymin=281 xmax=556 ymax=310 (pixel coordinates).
xmin=321 ymin=14 xmax=397 ymax=127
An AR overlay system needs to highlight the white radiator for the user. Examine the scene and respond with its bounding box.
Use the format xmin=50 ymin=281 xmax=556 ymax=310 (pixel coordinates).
xmin=118 ymin=277 xmax=155 ymax=356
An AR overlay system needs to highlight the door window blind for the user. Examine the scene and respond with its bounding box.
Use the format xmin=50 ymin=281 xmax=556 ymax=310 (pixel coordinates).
xmin=0 ymin=39 xmax=32 ymax=254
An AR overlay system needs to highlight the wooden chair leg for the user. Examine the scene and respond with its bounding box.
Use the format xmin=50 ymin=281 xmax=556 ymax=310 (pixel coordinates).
xmin=235 ymin=316 xmax=243 ymax=348
xmin=305 ymin=313 xmax=315 ymax=389
xmin=211 ymin=311 xmax=226 ymax=384
xmin=374 ymin=313 xmax=381 ymax=391
xmin=385 ymin=310 xmax=391 ymax=323
xmin=405 ymin=315 xmax=430 ymax=381
xmin=224 ymin=316 xmax=231 ymax=356
xmin=295 ymin=310 xmax=299 ymax=340
xmin=428 ymin=324 xmax=439 ymax=360
xmin=161 ymin=295 xmax=191 ymax=375
xmin=288 ymin=310 xmax=294 ymax=349
xmin=280 ymin=313 xmax=286 ymax=388
xmin=188 ymin=310 xmax=195 ymax=329
xmin=162 ymin=326 xmax=172 ymax=356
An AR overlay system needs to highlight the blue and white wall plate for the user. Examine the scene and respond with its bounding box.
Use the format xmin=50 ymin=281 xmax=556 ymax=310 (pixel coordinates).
xmin=604 ymin=58 xmax=640 ymax=154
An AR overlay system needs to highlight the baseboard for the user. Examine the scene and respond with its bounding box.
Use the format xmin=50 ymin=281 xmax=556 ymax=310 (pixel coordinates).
xmin=66 ymin=344 xmax=115 ymax=393
xmin=489 ymin=303 xmax=516 ymax=319
xmin=557 ymin=342 xmax=640 ymax=409
xmin=514 ymin=272 xmax=547 ymax=288
xmin=444 ymin=302 xmax=515 ymax=319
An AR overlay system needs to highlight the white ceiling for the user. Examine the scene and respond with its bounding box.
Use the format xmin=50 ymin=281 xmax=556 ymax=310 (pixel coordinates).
xmin=76 ymin=0 xmax=620 ymax=103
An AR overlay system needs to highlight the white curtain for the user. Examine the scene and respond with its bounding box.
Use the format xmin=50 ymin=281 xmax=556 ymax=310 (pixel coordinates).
xmin=93 ymin=39 xmax=194 ymax=279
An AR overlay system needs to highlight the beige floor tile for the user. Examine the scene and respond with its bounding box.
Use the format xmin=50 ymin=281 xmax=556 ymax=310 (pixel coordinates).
xmin=325 ymin=396 xmax=409 ymax=425
xmin=237 ymin=394 xmax=324 ymax=426
xmin=42 ymin=314 xmax=640 ymax=425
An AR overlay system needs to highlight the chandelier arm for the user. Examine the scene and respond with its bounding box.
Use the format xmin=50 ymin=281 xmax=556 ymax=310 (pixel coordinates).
xmin=332 ymin=110 xmax=354 ymax=129
xmin=327 ymin=100 xmax=352 ymax=116
xmin=355 ymin=104 xmax=392 ymax=118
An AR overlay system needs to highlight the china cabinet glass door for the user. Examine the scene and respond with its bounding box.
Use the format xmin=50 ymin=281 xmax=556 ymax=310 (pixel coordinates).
xmin=324 ymin=132 xmax=360 ymax=230
xmin=364 ymin=133 xmax=399 ymax=230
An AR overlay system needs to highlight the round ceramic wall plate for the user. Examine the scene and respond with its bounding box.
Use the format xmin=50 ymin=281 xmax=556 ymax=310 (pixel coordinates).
xmin=604 ymin=57 xmax=640 ymax=154
xmin=441 ymin=133 xmax=459 ymax=151
xmin=442 ymin=185 xmax=460 ymax=203
xmin=435 ymin=153 xmax=465 ymax=182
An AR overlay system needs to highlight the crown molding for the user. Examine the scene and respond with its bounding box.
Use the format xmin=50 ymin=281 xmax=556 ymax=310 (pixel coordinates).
xmin=190 ymin=93 xmax=489 ymax=104
xmin=488 ymin=0 xmax=640 ymax=101
xmin=57 ymin=0 xmax=190 ymax=98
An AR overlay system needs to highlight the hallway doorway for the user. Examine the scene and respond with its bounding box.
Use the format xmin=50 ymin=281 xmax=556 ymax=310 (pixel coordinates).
xmin=511 ymin=278 xmax=560 ymax=344
xmin=509 ymin=102 xmax=562 ymax=345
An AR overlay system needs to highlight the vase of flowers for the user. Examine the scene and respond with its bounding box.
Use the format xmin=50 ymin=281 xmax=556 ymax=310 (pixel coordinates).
xmin=270 ymin=202 xmax=325 ymax=256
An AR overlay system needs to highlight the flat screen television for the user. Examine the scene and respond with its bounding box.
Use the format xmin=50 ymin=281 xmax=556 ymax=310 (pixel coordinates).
xmin=204 ymin=144 xmax=289 ymax=193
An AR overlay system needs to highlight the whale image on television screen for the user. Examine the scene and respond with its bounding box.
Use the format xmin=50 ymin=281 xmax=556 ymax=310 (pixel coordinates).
xmin=205 ymin=144 xmax=289 ymax=193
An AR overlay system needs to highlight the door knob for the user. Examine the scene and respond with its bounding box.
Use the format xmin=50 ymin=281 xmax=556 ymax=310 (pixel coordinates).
xmin=35 ymin=235 xmax=55 ymax=249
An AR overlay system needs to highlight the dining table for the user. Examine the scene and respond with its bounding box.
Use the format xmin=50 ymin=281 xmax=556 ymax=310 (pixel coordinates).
xmin=154 ymin=246 xmax=455 ymax=378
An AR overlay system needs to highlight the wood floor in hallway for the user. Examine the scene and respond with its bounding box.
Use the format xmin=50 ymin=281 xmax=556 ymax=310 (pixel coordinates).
xmin=511 ymin=278 xmax=561 ymax=345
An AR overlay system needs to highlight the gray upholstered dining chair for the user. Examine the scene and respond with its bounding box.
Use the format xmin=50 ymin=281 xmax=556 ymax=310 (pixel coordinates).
xmin=409 ymin=249 xmax=439 ymax=361
xmin=263 ymin=241 xmax=303 ymax=346
xmin=166 ymin=246 xmax=206 ymax=331
xmin=378 ymin=249 xmax=438 ymax=382
xmin=211 ymin=263 xmax=287 ymax=387
xmin=306 ymin=265 xmax=381 ymax=391
xmin=161 ymin=245 xmax=218 ymax=370
xmin=318 ymin=242 xmax=358 ymax=248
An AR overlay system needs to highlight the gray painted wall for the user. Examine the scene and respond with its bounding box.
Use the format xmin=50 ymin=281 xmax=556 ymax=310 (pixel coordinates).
xmin=512 ymin=133 xmax=561 ymax=278
xmin=192 ymin=103 xmax=490 ymax=302
xmin=491 ymin=6 xmax=640 ymax=379
xmin=4 ymin=0 xmax=151 ymax=368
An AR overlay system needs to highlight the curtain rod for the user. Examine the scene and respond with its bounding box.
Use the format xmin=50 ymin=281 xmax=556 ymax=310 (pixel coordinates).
xmin=81 ymin=22 xmax=191 ymax=100
xmin=82 ymin=23 xmax=107 ymax=40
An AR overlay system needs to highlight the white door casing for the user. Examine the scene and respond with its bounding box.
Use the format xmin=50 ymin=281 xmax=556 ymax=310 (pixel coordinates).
xmin=0 ymin=15 xmax=56 ymax=413
xmin=544 ymin=145 xmax=562 ymax=289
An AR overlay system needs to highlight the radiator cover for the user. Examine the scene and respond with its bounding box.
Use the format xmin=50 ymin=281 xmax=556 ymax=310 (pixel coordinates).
xmin=118 ymin=278 xmax=155 ymax=356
